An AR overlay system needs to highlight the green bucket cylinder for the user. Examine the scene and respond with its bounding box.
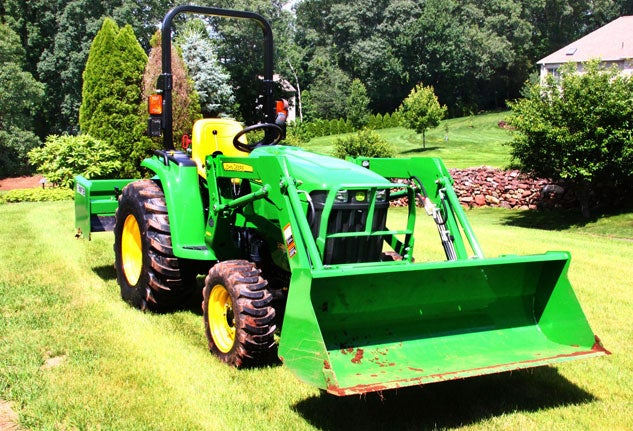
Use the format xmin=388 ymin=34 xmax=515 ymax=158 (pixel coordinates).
xmin=278 ymin=252 xmax=608 ymax=396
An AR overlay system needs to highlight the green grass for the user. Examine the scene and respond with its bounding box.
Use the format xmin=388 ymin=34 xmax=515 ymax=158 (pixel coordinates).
xmin=1 ymin=201 xmax=631 ymax=430
xmin=303 ymin=111 xmax=513 ymax=169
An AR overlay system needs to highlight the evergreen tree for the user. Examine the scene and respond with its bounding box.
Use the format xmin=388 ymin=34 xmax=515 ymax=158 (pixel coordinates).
xmin=177 ymin=20 xmax=235 ymax=118
xmin=346 ymin=78 xmax=371 ymax=129
xmin=79 ymin=18 xmax=150 ymax=178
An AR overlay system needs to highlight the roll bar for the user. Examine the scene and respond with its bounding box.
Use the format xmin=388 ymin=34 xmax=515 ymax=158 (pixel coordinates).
xmin=153 ymin=5 xmax=275 ymax=149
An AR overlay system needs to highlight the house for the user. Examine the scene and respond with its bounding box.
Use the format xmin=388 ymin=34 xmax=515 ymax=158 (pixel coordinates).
xmin=537 ymin=16 xmax=633 ymax=79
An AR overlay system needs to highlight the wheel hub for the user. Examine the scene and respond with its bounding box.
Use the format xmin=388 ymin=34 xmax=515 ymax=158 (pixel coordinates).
xmin=208 ymin=284 xmax=236 ymax=353
xmin=121 ymin=214 xmax=142 ymax=286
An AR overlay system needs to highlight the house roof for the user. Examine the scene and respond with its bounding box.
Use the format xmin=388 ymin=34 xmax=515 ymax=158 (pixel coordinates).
xmin=538 ymin=16 xmax=633 ymax=65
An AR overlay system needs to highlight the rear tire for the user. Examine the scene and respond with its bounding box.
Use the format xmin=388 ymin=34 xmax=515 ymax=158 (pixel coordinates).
xmin=202 ymin=260 xmax=276 ymax=367
xmin=114 ymin=180 xmax=196 ymax=312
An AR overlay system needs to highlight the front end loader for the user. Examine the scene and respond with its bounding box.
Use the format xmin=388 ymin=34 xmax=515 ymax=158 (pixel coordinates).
xmin=75 ymin=5 xmax=608 ymax=396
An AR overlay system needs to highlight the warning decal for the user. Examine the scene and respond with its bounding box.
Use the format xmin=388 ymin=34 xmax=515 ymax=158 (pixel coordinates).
xmin=283 ymin=223 xmax=297 ymax=258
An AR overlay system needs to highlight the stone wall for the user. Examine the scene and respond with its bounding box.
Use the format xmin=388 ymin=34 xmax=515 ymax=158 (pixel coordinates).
xmin=391 ymin=166 xmax=574 ymax=210
xmin=449 ymin=166 xmax=573 ymax=209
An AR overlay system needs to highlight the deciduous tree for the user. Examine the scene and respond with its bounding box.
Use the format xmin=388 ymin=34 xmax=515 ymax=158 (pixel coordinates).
xmin=397 ymin=84 xmax=446 ymax=148
xmin=346 ymin=79 xmax=371 ymax=129
xmin=0 ymin=23 xmax=44 ymax=177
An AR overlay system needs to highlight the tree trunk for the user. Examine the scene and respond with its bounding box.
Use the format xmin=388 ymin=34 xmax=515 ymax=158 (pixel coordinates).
xmin=577 ymin=183 xmax=592 ymax=219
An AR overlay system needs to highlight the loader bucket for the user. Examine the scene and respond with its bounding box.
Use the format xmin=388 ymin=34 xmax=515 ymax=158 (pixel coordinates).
xmin=278 ymin=252 xmax=608 ymax=396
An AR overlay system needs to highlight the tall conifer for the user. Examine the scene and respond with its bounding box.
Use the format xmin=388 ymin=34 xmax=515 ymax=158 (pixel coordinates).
xmin=80 ymin=18 xmax=150 ymax=177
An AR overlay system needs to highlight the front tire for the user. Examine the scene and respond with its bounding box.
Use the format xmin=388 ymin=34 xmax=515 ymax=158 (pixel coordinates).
xmin=114 ymin=180 xmax=196 ymax=312
xmin=202 ymin=260 xmax=276 ymax=367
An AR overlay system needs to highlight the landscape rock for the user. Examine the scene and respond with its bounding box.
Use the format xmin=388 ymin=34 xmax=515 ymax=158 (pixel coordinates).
xmin=448 ymin=167 xmax=575 ymax=209
xmin=390 ymin=166 xmax=576 ymax=210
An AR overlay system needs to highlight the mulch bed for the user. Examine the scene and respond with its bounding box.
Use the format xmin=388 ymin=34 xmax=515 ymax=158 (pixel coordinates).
xmin=0 ymin=176 xmax=44 ymax=191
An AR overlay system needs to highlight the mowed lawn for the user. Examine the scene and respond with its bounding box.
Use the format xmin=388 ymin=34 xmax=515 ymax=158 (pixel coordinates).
xmin=0 ymin=200 xmax=631 ymax=430
xmin=303 ymin=111 xmax=513 ymax=169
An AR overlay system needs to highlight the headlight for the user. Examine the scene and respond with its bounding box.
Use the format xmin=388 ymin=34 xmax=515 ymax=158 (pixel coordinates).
xmin=335 ymin=190 xmax=348 ymax=203
xmin=375 ymin=189 xmax=387 ymax=202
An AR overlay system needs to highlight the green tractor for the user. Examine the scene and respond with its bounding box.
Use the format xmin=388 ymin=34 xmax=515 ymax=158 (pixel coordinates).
xmin=75 ymin=5 xmax=608 ymax=396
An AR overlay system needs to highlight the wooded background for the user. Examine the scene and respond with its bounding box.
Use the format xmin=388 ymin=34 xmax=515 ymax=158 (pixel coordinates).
xmin=2 ymin=0 xmax=632 ymax=177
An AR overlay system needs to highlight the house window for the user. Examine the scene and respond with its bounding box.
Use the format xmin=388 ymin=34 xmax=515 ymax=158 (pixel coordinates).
xmin=546 ymin=66 xmax=560 ymax=79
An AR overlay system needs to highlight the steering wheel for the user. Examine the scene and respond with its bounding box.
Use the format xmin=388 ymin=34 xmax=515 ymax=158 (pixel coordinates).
xmin=233 ymin=123 xmax=283 ymax=153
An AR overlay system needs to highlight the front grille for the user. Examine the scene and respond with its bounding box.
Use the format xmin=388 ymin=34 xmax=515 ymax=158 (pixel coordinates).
xmin=309 ymin=191 xmax=388 ymax=264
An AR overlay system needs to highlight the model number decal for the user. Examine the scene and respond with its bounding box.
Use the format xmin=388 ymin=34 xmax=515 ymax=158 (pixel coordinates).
xmin=222 ymin=162 xmax=254 ymax=172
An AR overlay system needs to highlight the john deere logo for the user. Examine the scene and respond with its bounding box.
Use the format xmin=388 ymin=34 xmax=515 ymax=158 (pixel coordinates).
xmin=355 ymin=191 xmax=366 ymax=202
xmin=222 ymin=162 xmax=253 ymax=173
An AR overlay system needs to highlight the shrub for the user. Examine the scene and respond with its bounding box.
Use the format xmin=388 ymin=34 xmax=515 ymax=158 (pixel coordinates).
xmin=28 ymin=134 xmax=121 ymax=188
xmin=329 ymin=118 xmax=340 ymax=136
xmin=389 ymin=111 xmax=401 ymax=128
xmin=0 ymin=188 xmax=74 ymax=204
xmin=375 ymin=113 xmax=386 ymax=128
xmin=366 ymin=113 xmax=382 ymax=130
xmin=315 ymin=119 xmax=329 ymax=137
xmin=286 ymin=121 xmax=311 ymax=144
xmin=508 ymin=60 xmax=633 ymax=215
xmin=333 ymin=129 xmax=395 ymax=159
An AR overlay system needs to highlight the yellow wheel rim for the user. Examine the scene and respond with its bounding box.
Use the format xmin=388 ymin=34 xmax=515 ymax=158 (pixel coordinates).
xmin=121 ymin=214 xmax=142 ymax=286
xmin=208 ymin=284 xmax=235 ymax=353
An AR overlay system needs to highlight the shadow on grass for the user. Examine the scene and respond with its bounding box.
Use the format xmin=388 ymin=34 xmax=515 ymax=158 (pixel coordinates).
xmin=90 ymin=265 xmax=205 ymax=315
xmin=500 ymin=205 xmax=633 ymax=231
xmin=293 ymin=367 xmax=596 ymax=430
xmin=500 ymin=208 xmax=592 ymax=230
xmin=92 ymin=264 xmax=116 ymax=281
xmin=401 ymin=146 xmax=441 ymax=155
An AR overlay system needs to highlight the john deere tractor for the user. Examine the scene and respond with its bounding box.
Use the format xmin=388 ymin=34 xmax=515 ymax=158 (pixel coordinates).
xmin=75 ymin=5 xmax=608 ymax=396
